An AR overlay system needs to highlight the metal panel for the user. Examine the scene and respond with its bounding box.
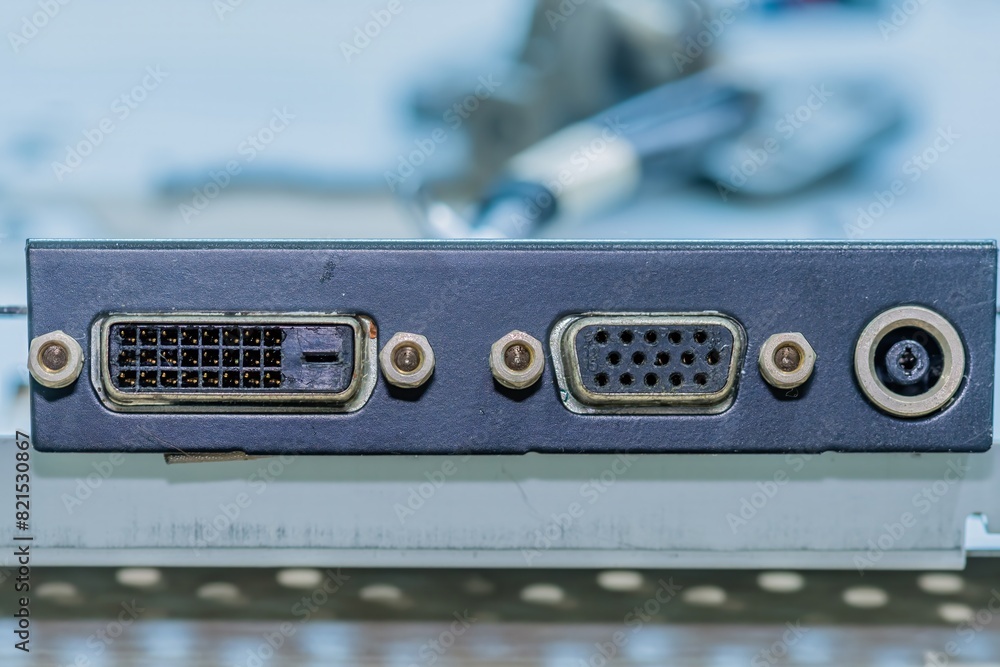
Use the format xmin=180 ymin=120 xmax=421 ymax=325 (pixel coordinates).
xmin=25 ymin=240 xmax=998 ymax=454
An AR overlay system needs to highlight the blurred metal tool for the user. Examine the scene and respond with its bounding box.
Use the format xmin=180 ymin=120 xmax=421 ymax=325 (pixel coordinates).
xmin=699 ymin=76 xmax=905 ymax=199
xmin=413 ymin=72 xmax=757 ymax=238
xmin=412 ymin=0 xmax=710 ymax=187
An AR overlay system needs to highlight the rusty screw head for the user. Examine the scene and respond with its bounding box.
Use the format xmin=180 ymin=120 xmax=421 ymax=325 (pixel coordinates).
xmin=503 ymin=342 xmax=532 ymax=372
xmin=393 ymin=344 xmax=421 ymax=374
xmin=40 ymin=342 xmax=70 ymax=371
xmin=773 ymin=344 xmax=802 ymax=373
xmin=759 ymin=333 xmax=815 ymax=390
xmin=29 ymin=330 xmax=85 ymax=389
xmin=490 ymin=331 xmax=544 ymax=390
xmin=379 ymin=333 xmax=434 ymax=389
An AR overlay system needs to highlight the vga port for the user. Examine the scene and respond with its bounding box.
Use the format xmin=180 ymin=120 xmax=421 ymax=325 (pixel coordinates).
xmin=552 ymin=313 xmax=746 ymax=415
xmin=93 ymin=313 xmax=376 ymax=412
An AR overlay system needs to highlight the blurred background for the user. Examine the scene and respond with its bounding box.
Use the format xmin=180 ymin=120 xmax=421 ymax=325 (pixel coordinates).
xmin=2 ymin=0 xmax=999 ymax=664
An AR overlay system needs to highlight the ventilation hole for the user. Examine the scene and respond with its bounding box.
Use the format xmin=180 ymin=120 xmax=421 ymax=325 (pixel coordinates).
xmin=694 ymin=373 xmax=708 ymax=386
xmin=668 ymin=331 xmax=682 ymax=344
xmin=181 ymin=328 xmax=199 ymax=345
xmin=607 ymin=351 xmax=621 ymax=365
xmin=202 ymin=371 xmax=219 ymax=387
xmin=159 ymin=371 xmax=178 ymax=387
xmin=644 ymin=330 xmax=658 ymax=344
xmin=694 ymin=330 xmax=708 ymax=344
xmin=202 ymin=349 xmax=220 ymax=367
xmin=683 ymin=585 xmax=727 ymax=607
xmin=594 ymin=330 xmax=609 ymax=344
xmin=139 ymin=371 xmax=157 ymax=387
xmin=619 ymin=373 xmax=634 ymax=386
xmin=632 ymin=351 xmax=645 ymax=365
xmin=202 ymin=328 xmax=220 ymax=345
xmin=842 ymin=586 xmax=889 ymax=609
xmin=196 ymin=582 xmax=244 ymax=604
xmin=223 ymin=328 xmax=240 ymax=346
xmin=159 ymin=328 xmax=178 ymax=345
xmin=116 ymin=567 xmax=163 ymax=589
xmin=669 ymin=373 xmax=683 ymax=387
xmin=644 ymin=373 xmax=658 ymax=387
xmin=119 ymin=327 xmax=137 ymax=344
xmin=619 ymin=330 xmax=634 ymax=344
xmin=757 ymin=571 xmax=805 ymax=593
xmin=276 ymin=568 xmax=324 ymax=590
xmin=242 ymin=328 xmax=262 ymax=345
xmin=654 ymin=351 xmax=669 ymax=366
xmin=359 ymin=583 xmax=405 ymax=604
xmin=706 ymin=349 xmax=720 ymax=365
xmin=263 ymin=371 xmax=282 ymax=388
xmin=520 ymin=583 xmax=565 ymax=605
xmin=595 ymin=373 xmax=609 ymax=386
xmin=596 ymin=570 xmax=644 ymax=592
xmin=917 ymin=573 xmax=965 ymax=595
xmin=681 ymin=351 xmax=695 ymax=365
xmin=182 ymin=371 xmax=199 ymax=387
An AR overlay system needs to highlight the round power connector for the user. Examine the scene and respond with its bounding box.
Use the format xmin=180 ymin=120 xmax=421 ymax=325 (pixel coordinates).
xmin=854 ymin=305 xmax=964 ymax=418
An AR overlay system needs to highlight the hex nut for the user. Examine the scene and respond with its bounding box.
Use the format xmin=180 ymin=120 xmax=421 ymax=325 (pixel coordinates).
xmin=29 ymin=330 xmax=85 ymax=389
xmin=379 ymin=332 xmax=435 ymax=389
xmin=490 ymin=330 xmax=545 ymax=390
xmin=759 ymin=332 xmax=816 ymax=390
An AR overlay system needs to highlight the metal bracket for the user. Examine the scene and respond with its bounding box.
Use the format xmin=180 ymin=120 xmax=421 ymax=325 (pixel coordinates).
xmin=965 ymin=514 xmax=1000 ymax=554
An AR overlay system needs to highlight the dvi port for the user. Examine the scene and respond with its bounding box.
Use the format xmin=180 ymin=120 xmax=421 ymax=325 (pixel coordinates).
xmin=94 ymin=313 xmax=375 ymax=411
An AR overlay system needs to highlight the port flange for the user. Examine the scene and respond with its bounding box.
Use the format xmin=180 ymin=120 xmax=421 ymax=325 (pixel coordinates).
xmin=91 ymin=313 xmax=377 ymax=413
xmin=854 ymin=305 xmax=965 ymax=418
xmin=551 ymin=312 xmax=746 ymax=415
